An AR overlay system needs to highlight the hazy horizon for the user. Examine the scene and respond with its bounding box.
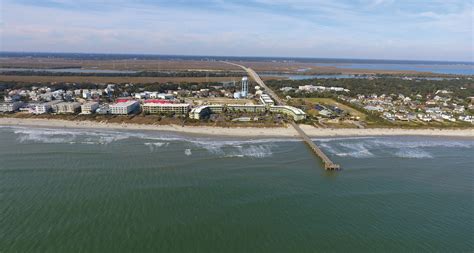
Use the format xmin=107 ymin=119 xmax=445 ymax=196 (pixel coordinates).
xmin=2 ymin=51 xmax=474 ymax=64
xmin=0 ymin=0 xmax=473 ymax=62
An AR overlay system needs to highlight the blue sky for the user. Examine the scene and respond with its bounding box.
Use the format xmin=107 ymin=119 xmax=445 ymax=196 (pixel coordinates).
xmin=0 ymin=0 xmax=472 ymax=61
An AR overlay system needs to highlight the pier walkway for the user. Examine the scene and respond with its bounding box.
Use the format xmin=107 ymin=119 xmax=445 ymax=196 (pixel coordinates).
xmin=290 ymin=122 xmax=341 ymax=170
xmin=223 ymin=61 xmax=341 ymax=171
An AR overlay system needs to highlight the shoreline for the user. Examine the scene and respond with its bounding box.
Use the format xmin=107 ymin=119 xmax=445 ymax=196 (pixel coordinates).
xmin=0 ymin=117 xmax=473 ymax=138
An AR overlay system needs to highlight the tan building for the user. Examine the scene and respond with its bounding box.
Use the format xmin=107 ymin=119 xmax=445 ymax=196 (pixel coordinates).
xmin=142 ymin=103 xmax=190 ymax=115
xmin=226 ymin=104 xmax=266 ymax=113
xmin=269 ymin=105 xmax=306 ymax=121
xmin=52 ymin=102 xmax=81 ymax=114
xmin=81 ymin=102 xmax=99 ymax=114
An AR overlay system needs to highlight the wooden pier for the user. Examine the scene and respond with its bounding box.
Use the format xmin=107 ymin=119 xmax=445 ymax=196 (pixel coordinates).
xmin=223 ymin=61 xmax=341 ymax=171
xmin=290 ymin=122 xmax=341 ymax=170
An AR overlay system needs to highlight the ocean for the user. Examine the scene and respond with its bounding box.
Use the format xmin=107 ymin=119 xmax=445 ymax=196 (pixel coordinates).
xmin=0 ymin=126 xmax=473 ymax=252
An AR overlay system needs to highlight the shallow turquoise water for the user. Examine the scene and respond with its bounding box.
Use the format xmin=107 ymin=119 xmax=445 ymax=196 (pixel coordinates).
xmin=0 ymin=127 xmax=473 ymax=252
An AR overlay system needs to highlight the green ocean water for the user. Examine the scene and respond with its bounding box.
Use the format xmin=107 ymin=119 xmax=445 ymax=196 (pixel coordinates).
xmin=0 ymin=126 xmax=473 ymax=252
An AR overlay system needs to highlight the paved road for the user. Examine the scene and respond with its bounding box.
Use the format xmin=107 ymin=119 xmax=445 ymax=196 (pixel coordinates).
xmin=222 ymin=62 xmax=284 ymax=105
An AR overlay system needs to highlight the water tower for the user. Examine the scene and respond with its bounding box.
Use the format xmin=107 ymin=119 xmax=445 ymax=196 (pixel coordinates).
xmin=241 ymin=76 xmax=249 ymax=98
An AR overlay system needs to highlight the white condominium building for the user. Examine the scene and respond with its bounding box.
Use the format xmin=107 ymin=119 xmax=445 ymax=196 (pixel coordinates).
xmin=34 ymin=101 xmax=61 ymax=114
xmin=110 ymin=101 xmax=139 ymax=115
xmin=81 ymin=102 xmax=99 ymax=114
xmin=0 ymin=101 xmax=24 ymax=112
xmin=260 ymin=94 xmax=274 ymax=105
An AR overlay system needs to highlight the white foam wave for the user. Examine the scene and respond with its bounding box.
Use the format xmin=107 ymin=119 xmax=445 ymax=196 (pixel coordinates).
xmin=319 ymin=137 xmax=472 ymax=159
xmin=8 ymin=126 xmax=471 ymax=160
xmin=336 ymin=142 xmax=375 ymax=158
xmin=188 ymin=138 xmax=276 ymax=158
xmin=395 ymin=148 xmax=433 ymax=159
xmin=9 ymin=126 xmax=280 ymax=158
xmin=313 ymin=136 xmax=376 ymax=143
xmin=225 ymin=145 xmax=273 ymax=158
xmin=14 ymin=127 xmax=132 ymax=145
xmin=368 ymin=138 xmax=473 ymax=149
xmin=144 ymin=142 xmax=169 ymax=152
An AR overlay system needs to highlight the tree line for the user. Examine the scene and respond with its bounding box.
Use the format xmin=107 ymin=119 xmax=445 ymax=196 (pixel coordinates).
xmin=0 ymin=70 xmax=245 ymax=78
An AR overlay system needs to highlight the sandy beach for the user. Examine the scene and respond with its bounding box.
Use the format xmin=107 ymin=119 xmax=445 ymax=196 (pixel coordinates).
xmin=0 ymin=117 xmax=473 ymax=138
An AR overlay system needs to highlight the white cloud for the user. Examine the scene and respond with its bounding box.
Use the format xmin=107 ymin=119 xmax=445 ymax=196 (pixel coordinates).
xmin=0 ymin=0 xmax=472 ymax=61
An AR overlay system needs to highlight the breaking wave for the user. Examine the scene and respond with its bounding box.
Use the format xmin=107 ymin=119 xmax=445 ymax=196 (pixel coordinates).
xmin=225 ymin=145 xmax=273 ymax=158
xmin=144 ymin=142 xmax=169 ymax=152
xmin=13 ymin=127 xmax=131 ymax=145
xmin=316 ymin=137 xmax=473 ymax=159
xmin=394 ymin=148 xmax=433 ymax=159
xmin=8 ymin=126 xmax=280 ymax=158
xmin=6 ymin=126 xmax=472 ymax=160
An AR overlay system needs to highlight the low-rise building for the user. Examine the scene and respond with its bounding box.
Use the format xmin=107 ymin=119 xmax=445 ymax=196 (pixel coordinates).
xmin=227 ymin=104 xmax=266 ymax=113
xmin=269 ymin=105 xmax=306 ymax=121
xmin=34 ymin=101 xmax=61 ymax=114
xmin=0 ymin=101 xmax=24 ymax=112
xmin=110 ymin=101 xmax=139 ymax=115
xmin=81 ymin=102 xmax=99 ymax=114
xmin=189 ymin=105 xmax=225 ymax=120
xmin=142 ymin=103 xmax=189 ymax=115
xmin=260 ymin=94 xmax=274 ymax=105
xmin=52 ymin=102 xmax=81 ymax=114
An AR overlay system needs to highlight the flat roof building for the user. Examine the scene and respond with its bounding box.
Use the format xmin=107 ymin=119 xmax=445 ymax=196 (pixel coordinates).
xmin=34 ymin=101 xmax=61 ymax=114
xmin=260 ymin=94 xmax=274 ymax=106
xmin=142 ymin=103 xmax=189 ymax=115
xmin=81 ymin=102 xmax=99 ymax=114
xmin=52 ymin=102 xmax=81 ymax=114
xmin=189 ymin=105 xmax=225 ymax=120
xmin=227 ymin=104 xmax=266 ymax=113
xmin=269 ymin=105 xmax=306 ymax=121
xmin=0 ymin=101 xmax=24 ymax=113
xmin=110 ymin=100 xmax=139 ymax=115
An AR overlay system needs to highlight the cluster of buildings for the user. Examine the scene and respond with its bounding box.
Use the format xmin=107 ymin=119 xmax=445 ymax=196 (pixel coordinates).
xmin=190 ymin=104 xmax=306 ymax=121
xmin=314 ymin=104 xmax=347 ymax=119
xmin=3 ymin=85 xmax=115 ymax=103
xmin=0 ymin=84 xmax=191 ymax=116
xmin=280 ymin=85 xmax=350 ymax=93
xmin=338 ymin=91 xmax=474 ymax=124
xmin=0 ymin=76 xmax=308 ymax=122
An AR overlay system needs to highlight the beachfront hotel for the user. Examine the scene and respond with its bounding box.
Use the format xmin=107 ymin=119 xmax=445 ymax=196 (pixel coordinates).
xmin=0 ymin=101 xmax=24 ymax=113
xmin=189 ymin=104 xmax=306 ymax=121
xmin=81 ymin=102 xmax=99 ymax=114
xmin=110 ymin=100 xmax=140 ymax=115
xmin=34 ymin=101 xmax=62 ymax=114
xmin=189 ymin=105 xmax=225 ymax=120
xmin=142 ymin=103 xmax=190 ymax=115
xmin=269 ymin=106 xmax=306 ymax=121
xmin=52 ymin=102 xmax=81 ymax=114
xmin=226 ymin=104 xmax=266 ymax=113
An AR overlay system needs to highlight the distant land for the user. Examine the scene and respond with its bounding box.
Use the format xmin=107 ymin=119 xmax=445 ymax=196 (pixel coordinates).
xmin=1 ymin=51 xmax=473 ymax=65
xmin=1 ymin=52 xmax=473 ymax=76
